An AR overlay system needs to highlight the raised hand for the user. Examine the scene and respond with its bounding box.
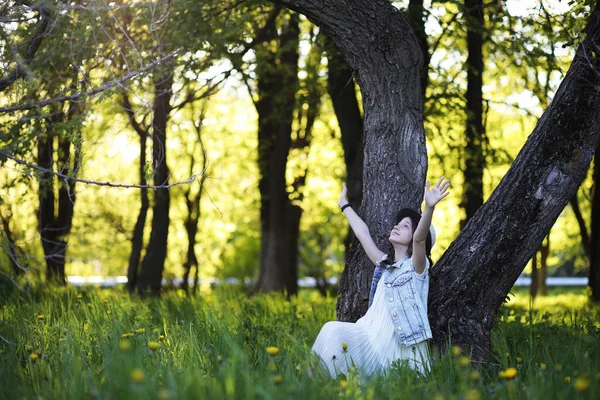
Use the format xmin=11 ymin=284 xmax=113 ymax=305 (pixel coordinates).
xmin=338 ymin=183 xmax=349 ymax=208
xmin=424 ymin=176 xmax=451 ymax=208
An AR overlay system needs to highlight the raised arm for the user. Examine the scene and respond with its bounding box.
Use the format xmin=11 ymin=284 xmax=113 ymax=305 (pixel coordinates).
xmin=338 ymin=183 xmax=385 ymax=264
xmin=412 ymin=177 xmax=451 ymax=273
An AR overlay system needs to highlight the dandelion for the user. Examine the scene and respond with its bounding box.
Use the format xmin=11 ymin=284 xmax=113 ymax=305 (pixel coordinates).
xmin=341 ymin=342 xmax=348 ymax=352
xmin=499 ymin=367 xmax=518 ymax=380
xmin=119 ymin=341 xmax=130 ymax=351
xmin=37 ymin=315 xmax=45 ymax=320
xmin=555 ymin=364 xmax=563 ymax=372
xmin=87 ymin=303 xmax=92 ymax=308
xmin=465 ymin=389 xmax=481 ymax=400
xmin=135 ymin=328 xmax=145 ymax=334
xmin=451 ymin=345 xmax=461 ymax=357
xmin=469 ymin=370 xmax=480 ymax=382
xmin=30 ymin=353 xmax=38 ymax=361
xmin=273 ymin=375 xmax=283 ymax=385
xmin=131 ymin=369 xmax=144 ymax=384
xmin=77 ymin=294 xmax=83 ymax=300
xmin=339 ymin=379 xmax=348 ymax=390
xmin=121 ymin=333 xmax=134 ymax=338
xmin=158 ymin=335 xmax=165 ymax=341
xmin=574 ymin=377 xmax=590 ymax=392
xmin=458 ymin=356 xmax=471 ymax=367
xmin=266 ymin=346 xmax=279 ymax=356
xmin=148 ymin=341 xmax=160 ymax=351
xmin=540 ymin=363 xmax=546 ymax=370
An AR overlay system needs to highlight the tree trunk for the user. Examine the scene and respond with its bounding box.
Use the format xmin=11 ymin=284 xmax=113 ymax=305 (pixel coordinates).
xmin=272 ymin=0 xmax=600 ymax=359
xmin=461 ymin=0 xmax=486 ymax=228
xmin=0 ymin=208 xmax=23 ymax=276
xmin=253 ymin=10 xmax=300 ymax=294
xmin=136 ymin=71 xmax=173 ymax=295
xmin=429 ymin=5 xmax=600 ymax=360
xmin=591 ymin=155 xmax=600 ymax=302
xmin=126 ymin=132 xmax=149 ymax=293
xmin=570 ymin=194 xmax=591 ymax=261
xmin=407 ymin=0 xmax=429 ymax=100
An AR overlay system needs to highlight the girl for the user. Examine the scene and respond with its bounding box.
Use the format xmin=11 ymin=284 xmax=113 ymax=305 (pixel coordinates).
xmin=311 ymin=177 xmax=451 ymax=378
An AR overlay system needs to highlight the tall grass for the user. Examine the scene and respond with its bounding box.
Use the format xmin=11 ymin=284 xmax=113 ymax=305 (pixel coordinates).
xmin=0 ymin=286 xmax=598 ymax=399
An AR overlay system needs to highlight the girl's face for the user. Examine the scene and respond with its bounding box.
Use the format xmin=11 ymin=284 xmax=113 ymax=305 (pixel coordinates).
xmin=389 ymin=217 xmax=413 ymax=245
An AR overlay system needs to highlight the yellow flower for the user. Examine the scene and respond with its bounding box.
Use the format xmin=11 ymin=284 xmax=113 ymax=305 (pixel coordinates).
xmin=465 ymin=389 xmax=481 ymax=400
xmin=565 ymin=376 xmax=571 ymax=383
xmin=339 ymin=379 xmax=348 ymax=390
xmin=3 ymin=305 xmax=7 ymax=309
xmin=499 ymin=367 xmax=518 ymax=379
xmin=469 ymin=370 xmax=480 ymax=382
xmin=119 ymin=341 xmax=131 ymax=351
xmin=458 ymin=356 xmax=471 ymax=367
xmin=158 ymin=335 xmax=165 ymax=341
xmin=30 ymin=353 xmax=38 ymax=361
xmin=131 ymin=369 xmax=145 ymax=384
xmin=135 ymin=328 xmax=145 ymax=334
xmin=574 ymin=377 xmax=590 ymax=392
xmin=273 ymin=375 xmax=283 ymax=385
xmin=87 ymin=303 xmax=92 ymax=308
xmin=37 ymin=315 xmax=45 ymax=320
xmin=77 ymin=294 xmax=83 ymax=300
xmin=451 ymin=345 xmax=462 ymax=357
xmin=540 ymin=363 xmax=546 ymax=370
xmin=121 ymin=333 xmax=134 ymax=338
xmin=555 ymin=364 xmax=563 ymax=372
xmin=148 ymin=341 xmax=160 ymax=351
xmin=266 ymin=346 xmax=279 ymax=356
xmin=341 ymin=343 xmax=348 ymax=351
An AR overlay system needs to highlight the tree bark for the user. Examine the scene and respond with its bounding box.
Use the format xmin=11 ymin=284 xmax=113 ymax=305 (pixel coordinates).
xmin=429 ymin=4 xmax=600 ymax=360
xmin=591 ymin=155 xmax=600 ymax=301
xmin=122 ymin=94 xmax=149 ymax=293
xmin=461 ymin=0 xmax=486 ymax=228
xmin=271 ymin=0 xmax=600 ymax=359
xmin=136 ymin=70 xmax=173 ymax=295
xmin=253 ymin=10 xmax=300 ymax=294
xmin=271 ymin=0 xmax=426 ymax=320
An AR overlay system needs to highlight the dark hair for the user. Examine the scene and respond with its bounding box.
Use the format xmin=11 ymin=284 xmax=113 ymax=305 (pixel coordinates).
xmin=382 ymin=208 xmax=434 ymax=267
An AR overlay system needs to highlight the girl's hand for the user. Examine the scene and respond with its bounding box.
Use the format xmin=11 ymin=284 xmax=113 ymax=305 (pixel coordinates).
xmin=338 ymin=183 xmax=349 ymax=207
xmin=424 ymin=176 xmax=450 ymax=208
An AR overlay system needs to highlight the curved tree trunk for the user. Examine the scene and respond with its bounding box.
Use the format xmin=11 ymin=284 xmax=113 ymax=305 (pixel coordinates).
xmin=429 ymin=6 xmax=600 ymax=360
xmin=590 ymin=155 xmax=600 ymax=302
xmin=272 ymin=0 xmax=600 ymax=360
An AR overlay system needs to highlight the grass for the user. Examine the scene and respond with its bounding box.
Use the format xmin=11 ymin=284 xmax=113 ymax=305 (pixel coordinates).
xmin=0 ymin=285 xmax=598 ymax=399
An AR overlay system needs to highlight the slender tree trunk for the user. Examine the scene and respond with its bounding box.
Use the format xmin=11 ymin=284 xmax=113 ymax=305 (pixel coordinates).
xmin=570 ymin=194 xmax=591 ymax=261
xmin=591 ymin=156 xmax=600 ymax=302
xmin=0 ymin=209 xmax=23 ymax=276
xmin=461 ymin=0 xmax=486 ymax=228
xmin=136 ymin=71 xmax=173 ymax=295
xmin=126 ymin=132 xmax=149 ymax=292
xmin=253 ymin=10 xmax=300 ymax=294
xmin=530 ymin=250 xmax=538 ymax=299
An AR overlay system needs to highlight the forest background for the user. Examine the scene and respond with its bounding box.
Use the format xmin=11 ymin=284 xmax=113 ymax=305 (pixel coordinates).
xmin=0 ymin=0 xmax=594 ymax=297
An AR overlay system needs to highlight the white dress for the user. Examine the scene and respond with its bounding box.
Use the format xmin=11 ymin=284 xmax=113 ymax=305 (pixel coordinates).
xmin=311 ymin=276 xmax=430 ymax=378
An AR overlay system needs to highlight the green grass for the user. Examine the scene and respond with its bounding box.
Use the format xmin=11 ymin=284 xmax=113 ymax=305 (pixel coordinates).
xmin=0 ymin=286 xmax=598 ymax=399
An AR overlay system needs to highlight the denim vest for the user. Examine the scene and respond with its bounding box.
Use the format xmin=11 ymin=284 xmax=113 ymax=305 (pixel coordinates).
xmin=368 ymin=255 xmax=432 ymax=346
